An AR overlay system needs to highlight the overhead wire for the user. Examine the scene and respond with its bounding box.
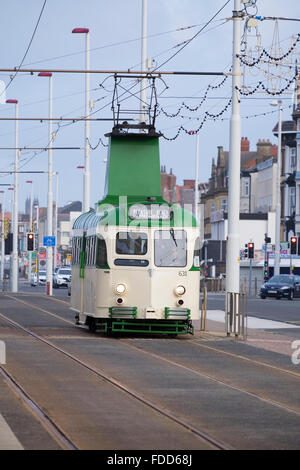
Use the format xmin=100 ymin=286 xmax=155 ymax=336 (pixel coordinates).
xmin=0 ymin=0 xmax=47 ymax=98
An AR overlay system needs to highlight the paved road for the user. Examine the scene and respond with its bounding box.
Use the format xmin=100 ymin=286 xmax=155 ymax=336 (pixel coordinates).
xmin=207 ymin=293 xmax=300 ymax=324
xmin=0 ymin=292 xmax=300 ymax=449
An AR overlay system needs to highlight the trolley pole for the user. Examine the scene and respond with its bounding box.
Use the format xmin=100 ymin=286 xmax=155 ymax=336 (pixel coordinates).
xmin=226 ymin=0 xmax=242 ymax=310
xmin=140 ymin=0 xmax=147 ymax=123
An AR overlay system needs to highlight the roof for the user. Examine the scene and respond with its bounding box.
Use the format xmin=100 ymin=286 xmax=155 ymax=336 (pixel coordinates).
xmin=272 ymin=120 xmax=296 ymax=135
xmin=59 ymin=201 xmax=82 ymax=214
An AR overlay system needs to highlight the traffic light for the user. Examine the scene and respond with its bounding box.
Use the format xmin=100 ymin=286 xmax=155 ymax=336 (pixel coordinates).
xmin=244 ymin=244 xmax=248 ymax=259
xmin=290 ymin=237 xmax=297 ymax=255
xmin=5 ymin=233 xmax=13 ymax=254
xmin=248 ymin=242 xmax=254 ymax=259
xmin=264 ymin=260 xmax=269 ymax=280
xmin=264 ymin=234 xmax=271 ymax=244
xmin=27 ymin=233 xmax=34 ymax=251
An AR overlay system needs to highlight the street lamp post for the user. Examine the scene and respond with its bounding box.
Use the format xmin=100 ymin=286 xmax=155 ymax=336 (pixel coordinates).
xmin=0 ymin=191 xmax=5 ymax=285
xmin=271 ymin=100 xmax=283 ymax=276
xmin=34 ymin=203 xmax=40 ymax=284
xmin=38 ymin=72 xmax=53 ymax=295
xmin=54 ymin=172 xmax=58 ymax=270
xmin=140 ymin=0 xmax=147 ymax=123
xmin=72 ymin=27 xmax=90 ymax=213
xmin=26 ymin=180 xmax=33 ymax=282
xmin=6 ymin=99 xmax=19 ymax=293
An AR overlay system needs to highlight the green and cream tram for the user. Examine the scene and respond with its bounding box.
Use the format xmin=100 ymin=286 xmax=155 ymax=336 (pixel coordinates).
xmin=71 ymin=128 xmax=200 ymax=335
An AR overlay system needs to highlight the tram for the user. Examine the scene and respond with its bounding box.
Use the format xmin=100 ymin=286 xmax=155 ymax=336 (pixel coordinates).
xmin=71 ymin=125 xmax=200 ymax=335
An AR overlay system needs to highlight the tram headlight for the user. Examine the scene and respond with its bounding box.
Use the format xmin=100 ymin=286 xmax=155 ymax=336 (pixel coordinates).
xmin=115 ymin=283 xmax=126 ymax=295
xmin=175 ymin=285 xmax=186 ymax=296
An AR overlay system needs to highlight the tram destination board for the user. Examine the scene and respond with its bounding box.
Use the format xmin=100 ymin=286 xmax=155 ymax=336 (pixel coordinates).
xmin=128 ymin=204 xmax=173 ymax=220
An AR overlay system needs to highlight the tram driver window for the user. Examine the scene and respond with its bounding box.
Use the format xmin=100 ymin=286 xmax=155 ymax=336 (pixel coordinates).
xmin=96 ymin=237 xmax=108 ymax=268
xmin=154 ymin=230 xmax=187 ymax=267
xmin=116 ymin=232 xmax=148 ymax=255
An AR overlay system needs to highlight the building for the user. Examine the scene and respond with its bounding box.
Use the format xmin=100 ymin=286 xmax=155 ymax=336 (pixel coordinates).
xmin=201 ymin=137 xmax=277 ymax=240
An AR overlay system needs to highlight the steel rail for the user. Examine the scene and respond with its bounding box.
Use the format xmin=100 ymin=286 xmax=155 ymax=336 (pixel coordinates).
xmin=120 ymin=339 xmax=300 ymax=417
xmin=0 ymin=310 xmax=230 ymax=450
xmin=0 ymin=366 xmax=78 ymax=450
xmin=4 ymin=293 xmax=300 ymax=444
xmin=9 ymin=294 xmax=300 ymax=380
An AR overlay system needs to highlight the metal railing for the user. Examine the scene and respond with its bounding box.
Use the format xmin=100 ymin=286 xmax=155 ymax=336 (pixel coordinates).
xmin=225 ymin=291 xmax=247 ymax=339
xmin=203 ymin=278 xmax=225 ymax=292
xmin=200 ymin=287 xmax=207 ymax=331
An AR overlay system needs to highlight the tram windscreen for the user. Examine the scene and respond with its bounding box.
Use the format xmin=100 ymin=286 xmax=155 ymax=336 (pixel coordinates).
xmin=154 ymin=230 xmax=187 ymax=267
xmin=116 ymin=232 xmax=148 ymax=255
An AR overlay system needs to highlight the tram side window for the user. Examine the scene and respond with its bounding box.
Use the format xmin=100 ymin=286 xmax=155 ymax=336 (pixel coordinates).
xmin=91 ymin=236 xmax=96 ymax=265
xmin=72 ymin=237 xmax=81 ymax=265
xmin=86 ymin=237 xmax=90 ymax=265
xmin=154 ymin=230 xmax=187 ymax=267
xmin=96 ymin=236 xmax=108 ymax=268
xmin=116 ymin=232 xmax=148 ymax=255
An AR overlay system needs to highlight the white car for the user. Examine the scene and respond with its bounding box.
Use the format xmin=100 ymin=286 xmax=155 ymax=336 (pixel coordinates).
xmin=31 ymin=270 xmax=47 ymax=286
xmin=53 ymin=267 xmax=71 ymax=288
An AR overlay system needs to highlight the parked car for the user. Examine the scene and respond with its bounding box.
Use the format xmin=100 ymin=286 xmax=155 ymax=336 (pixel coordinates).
xmin=260 ymin=274 xmax=300 ymax=300
xmin=31 ymin=270 xmax=47 ymax=287
xmin=53 ymin=267 xmax=71 ymax=288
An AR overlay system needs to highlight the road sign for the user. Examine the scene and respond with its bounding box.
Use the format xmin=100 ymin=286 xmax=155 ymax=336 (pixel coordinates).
xmin=43 ymin=236 xmax=56 ymax=247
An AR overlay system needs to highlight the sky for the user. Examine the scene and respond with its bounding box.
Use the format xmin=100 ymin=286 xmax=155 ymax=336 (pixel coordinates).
xmin=0 ymin=0 xmax=299 ymax=212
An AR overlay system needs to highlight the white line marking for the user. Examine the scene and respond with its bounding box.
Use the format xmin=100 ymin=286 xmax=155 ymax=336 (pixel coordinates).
xmin=0 ymin=414 xmax=23 ymax=450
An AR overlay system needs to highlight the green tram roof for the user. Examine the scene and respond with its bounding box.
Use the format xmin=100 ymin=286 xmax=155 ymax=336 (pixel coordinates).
xmin=73 ymin=198 xmax=197 ymax=231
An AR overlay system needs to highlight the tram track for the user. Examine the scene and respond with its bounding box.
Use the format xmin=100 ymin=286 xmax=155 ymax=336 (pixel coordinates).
xmin=0 ymin=365 xmax=78 ymax=450
xmin=2 ymin=294 xmax=300 ymax=446
xmin=6 ymin=293 xmax=300 ymax=380
xmin=120 ymin=339 xmax=300 ymax=417
xmin=0 ymin=310 xmax=230 ymax=451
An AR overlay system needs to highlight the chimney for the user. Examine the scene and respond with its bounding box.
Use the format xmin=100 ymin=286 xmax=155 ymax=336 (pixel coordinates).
xmin=256 ymin=138 xmax=273 ymax=162
xmin=241 ymin=137 xmax=250 ymax=152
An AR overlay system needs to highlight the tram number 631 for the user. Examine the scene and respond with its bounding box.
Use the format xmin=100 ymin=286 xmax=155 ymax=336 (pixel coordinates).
xmin=178 ymin=271 xmax=187 ymax=277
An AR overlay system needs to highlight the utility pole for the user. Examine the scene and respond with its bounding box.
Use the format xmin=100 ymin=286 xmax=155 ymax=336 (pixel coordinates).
xmin=140 ymin=0 xmax=147 ymax=123
xmin=10 ymin=101 xmax=19 ymax=293
xmin=226 ymin=0 xmax=242 ymax=298
xmin=38 ymin=72 xmax=53 ymax=296
xmin=194 ymin=133 xmax=199 ymax=222
xmin=272 ymin=100 xmax=283 ymax=276
xmin=84 ymin=30 xmax=90 ymax=212
xmin=71 ymin=28 xmax=90 ymax=213
xmin=0 ymin=191 xmax=5 ymax=285
xmin=54 ymin=172 xmax=58 ymax=271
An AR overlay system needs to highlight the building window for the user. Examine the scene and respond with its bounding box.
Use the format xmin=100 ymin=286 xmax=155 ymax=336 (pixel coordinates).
xmin=290 ymin=187 xmax=296 ymax=213
xmin=221 ymin=199 xmax=227 ymax=211
xmin=245 ymin=179 xmax=249 ymax=197
xmin=291 ymin=148 xmax=296 ymax=169
xmin=211 ymin=202 xmax=215 ymax=213
xmin=62 ymin=232 xmax=69 ymax=237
